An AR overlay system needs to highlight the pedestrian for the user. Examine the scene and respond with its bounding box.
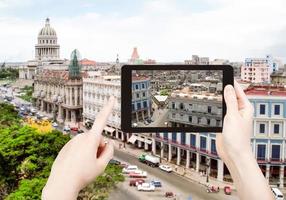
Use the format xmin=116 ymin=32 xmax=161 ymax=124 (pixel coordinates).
xmin=175 ymin=166 xmax=178 ymax=172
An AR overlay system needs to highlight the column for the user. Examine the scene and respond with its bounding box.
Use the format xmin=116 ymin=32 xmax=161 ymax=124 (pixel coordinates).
xmin=152 ymin=139 xmax=156 ymax=155
xmin=70 ymin=88 xmax=73 ymax=106
xmin=57 ymin=106 xmax=63 ymax=123
xmin=141 ymin=111 xmax=145 ymax=120
xmin=115 ymin=128 xmax=119 ymax=139
xmin=46 ymin=103 xmax=49 ymax=113
xmin=79 ymin=87 xmax=83 ymax=105
xmin=217 ymin=159 xmax=224 ymax=181
xmin=168 ymin=144 xmax=172 ymax=162
xmin=136 ymin=112 xmax=139 ymax=122
xmin=196 ymin=153 xmax=200 ymax=172
xmin=186 ymin=150 xmax=190 ymax=168
xmin=160 ymin=142 xmax=164 ymax=159
xmin=75 ymin=87 xmax=78 ymax=106
xmin=279 ymin=165 xmax=284 ymax=188
xmin=177 ymin=147 xmax=181 ymax=166
xmin=266 ymin=164 xmax=270 ymax=183
xmin=144 ymin=142 xmax=148 ymax=151
xmin=121 ymin=132 xmax=124 ymax=141
xmin=41 ymin=100 xmax=44 ymax=111
xmin=65 ymin=88 xmax=69 ymax=104
xmin=138 ymin=140 xmax=142 ymax=148
xmin=71 ymin=110 xmax=76 ymax=123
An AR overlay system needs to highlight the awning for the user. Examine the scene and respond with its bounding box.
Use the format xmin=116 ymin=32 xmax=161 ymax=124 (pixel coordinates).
xmin=145 ymin=139 xmax=153 ymax=144
xmin=128 ymin=135 xmax=138 ymax=144
xmin=103 ymin=126 xmax=115 ymax=133
xmin=137 ymin=136 xmax=145 ymax=142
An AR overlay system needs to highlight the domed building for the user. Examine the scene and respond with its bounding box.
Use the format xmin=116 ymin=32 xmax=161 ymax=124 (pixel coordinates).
xmin=35 ymin=18 xmax=60 ymax=61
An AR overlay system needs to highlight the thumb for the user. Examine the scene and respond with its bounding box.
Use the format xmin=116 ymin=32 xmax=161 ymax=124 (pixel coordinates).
xmin=224 ymin=85 xmax=238 ymax=115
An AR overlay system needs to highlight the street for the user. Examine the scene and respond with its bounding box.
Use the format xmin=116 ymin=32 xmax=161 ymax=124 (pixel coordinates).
xmin=112 ymin=149 xmax=239 ymax=200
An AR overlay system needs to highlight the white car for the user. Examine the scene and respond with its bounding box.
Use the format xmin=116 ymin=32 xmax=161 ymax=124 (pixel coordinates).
xmin=52 ymin=122 xmax=58 ymax=127
xmin=122 ymin=165 xmax=138 ymax=174
xmin=63 ymin=126 xmax=71 ymax=132
xmin=159 ymin=164 xmax=173 ymax=173
xmin=137 ymin=183 xmax=155 ymax=192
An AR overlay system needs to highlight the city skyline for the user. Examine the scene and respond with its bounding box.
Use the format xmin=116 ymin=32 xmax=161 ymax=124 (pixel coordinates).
xmin=1 ymin=0 xmax=286 ymax=63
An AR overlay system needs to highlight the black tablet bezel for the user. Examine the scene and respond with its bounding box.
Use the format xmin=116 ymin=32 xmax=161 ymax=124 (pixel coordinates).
xmin=121 ymin=65 xmax=233 ymax=133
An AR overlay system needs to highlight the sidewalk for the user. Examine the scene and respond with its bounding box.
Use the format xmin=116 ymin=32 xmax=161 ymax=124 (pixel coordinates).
xmin=111 ymin=138 xmax=236 ymax=191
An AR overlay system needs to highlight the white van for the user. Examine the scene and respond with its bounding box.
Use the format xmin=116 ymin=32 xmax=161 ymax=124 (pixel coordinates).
xmin=271 ymin=187 xmax=284 ymax=200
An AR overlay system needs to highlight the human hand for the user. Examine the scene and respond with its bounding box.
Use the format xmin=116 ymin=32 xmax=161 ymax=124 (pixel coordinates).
xmin=216 ymin=81 xmax=274 ymax=200
xmin=216 ymin=80 xmax=254 ymax=162
xmin=42 ymin=96 xmax=116 ymax=200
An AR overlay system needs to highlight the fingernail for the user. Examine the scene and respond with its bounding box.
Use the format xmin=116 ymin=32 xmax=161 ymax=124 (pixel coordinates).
xmin=225 ymin=85 xmax=234 ymax=94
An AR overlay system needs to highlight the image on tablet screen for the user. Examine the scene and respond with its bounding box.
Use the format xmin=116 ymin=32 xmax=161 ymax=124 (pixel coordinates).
xmin=131 ymin=70 xmax=223 ymax=128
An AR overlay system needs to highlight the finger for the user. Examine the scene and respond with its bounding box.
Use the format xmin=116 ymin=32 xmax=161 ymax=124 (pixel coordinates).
xmin=88 ymin=96 xmax=116 ymax=143
xmin=224 ymin=85 xmax=238 ymax=115
xmin=234 ymin=80 xmax=252 ymax=111
xmin=97 ymin=137 xmax=107 ymax=158
xmin=97 ymin=140 xmax=114 ymax=164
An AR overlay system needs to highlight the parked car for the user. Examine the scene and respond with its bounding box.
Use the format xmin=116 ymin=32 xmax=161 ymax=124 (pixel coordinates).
xmin=165 ymin=192 xmax=175 ymax=198
xmin=122 ymin=165 xmax=138 ymax=174
xmin=109 ymin=159 xmax=121 ymax=165
xmin=224 ymin=186 xmax=232 ymax=195
xmin=137 ymin=183 xmax=155 ymax=192
xmin=63 ymin=126 xmax=71 ymax=132
xmin=271 ymin=187 xmax=284 ymax=200
xmin=129 ymin=179 xmax=145 ymax=187
xmin=70 ymin=127 xmax=79 ymax=132
xmin=52 ymin=122 xmax=58 ymax=127
xmin=129 ymin=170 xmax=147 ymax=178
xmin=77 ymin=129 xmax=84 ymax=134
xmin=150 ymin=180 xmax=162 ymax=188
xmin=159 ymin=164 xmax=173 ymax=173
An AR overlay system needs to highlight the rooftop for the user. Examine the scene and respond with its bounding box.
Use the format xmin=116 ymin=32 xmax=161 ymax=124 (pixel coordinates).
xmin=171 ymin=87 xmax=222 ymax=101
xmin=245 ymin=85 xmax=286 ymax=96
xmin=132 ymin=75 xmax=150 ymax=81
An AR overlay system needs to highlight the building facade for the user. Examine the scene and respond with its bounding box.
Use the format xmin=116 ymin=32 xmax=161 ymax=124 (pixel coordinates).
xmin=152 ymin=85 xmax=286 ymax=188
xmin=33 ymin=50 xmax=85 ymax=123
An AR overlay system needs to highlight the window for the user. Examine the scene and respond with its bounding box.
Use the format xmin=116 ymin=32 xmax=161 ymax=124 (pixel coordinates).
xmin=257 ymin=144 xmax=266 ymax=160
xmin=135 ymin=84 xmax=139 ymax=90
xmin=273 ymin=124 xmax=280 ymax=134
xmin=211 ymin=139 xmax=216 ymax=154
xmin=172 ymin=102 xmax=175 ymax=109
xmin=200 ymin=136 xmax=207 ymax=150
xmin=142 ymin=92 xmax=146 ymax=97
xmin=132 ymin=104 xmax=135 ymax=111
xmin=136 ymin=93 xmax=140 ymax=98
xmin=163 ymin=132 xmax=168 ymax=140
xmin=259 ymin=124 xmax=265 ymax=134
xmin=190 ymin=134 xmax=196 ymax=147
xmin=271 ymin=145 xmax=280 ymax=160
xmin=181 ymin=132 xmax=186 ymax=145
xmin=137 ymin=102 xmax=141 ymax=110
xmin=259 ymin=104 xmax=266 ymax=115
xmin=143 ymin=101 xmax=147 ymax=108
xmin=172 ymin=132 xmax=177 ymax=142
xmin=179 ymin=103 xmax=184 ymax=110
xmin=207 ymin=119 xmax=210 ymax=125
xmin=208 ymin=106 xmax=212 ymax=113
xmin=189 ymin=116 xmax=192 ymax=122
xmin=274 ymin=105 xmax=280 ymax=115
xmin=141 ymin=83 xmax=145 ymax=89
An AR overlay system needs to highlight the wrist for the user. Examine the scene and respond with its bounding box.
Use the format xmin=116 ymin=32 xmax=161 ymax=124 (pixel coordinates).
xmin=42 ymin=177 xmax=81 ymax=200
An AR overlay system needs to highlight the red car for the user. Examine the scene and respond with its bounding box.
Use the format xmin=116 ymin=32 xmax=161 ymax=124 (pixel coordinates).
xmin=129 ymin=171 xmax=147 ymax=178
xmin=129 ymin=179 xmax=145 ymax=186
xmin=224 ymin=186 xmax=232 ymax=195
xmin=70 ymin=127 xmax=78 ymax=132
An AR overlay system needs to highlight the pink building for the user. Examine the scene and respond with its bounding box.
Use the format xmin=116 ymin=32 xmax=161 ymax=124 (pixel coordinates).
xmin=241 ymin=57 xmax=272 ymax=83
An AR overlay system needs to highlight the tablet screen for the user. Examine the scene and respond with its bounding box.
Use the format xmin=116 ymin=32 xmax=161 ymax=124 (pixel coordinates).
xmin=131 ymin=70 xmax=223 ymax=128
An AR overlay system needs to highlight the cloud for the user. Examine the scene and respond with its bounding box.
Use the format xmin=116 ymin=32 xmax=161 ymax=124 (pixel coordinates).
xmin=0 ymin=0 xmax=286 ymax=63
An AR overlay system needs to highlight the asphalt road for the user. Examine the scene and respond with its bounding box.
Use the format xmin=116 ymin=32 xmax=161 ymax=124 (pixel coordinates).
xmin=113 ymin=149 xmax=238 ymax=200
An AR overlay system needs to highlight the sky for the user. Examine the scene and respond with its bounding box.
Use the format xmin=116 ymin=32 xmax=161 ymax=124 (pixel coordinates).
xmin=0 ymin=0 xmax=286 ymax=63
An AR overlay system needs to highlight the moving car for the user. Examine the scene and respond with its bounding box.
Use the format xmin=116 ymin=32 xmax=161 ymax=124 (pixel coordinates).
xmin=150 ymin=180 xmax=162 ymax=188
xmin=122 ymin=165 xmax=138 ymax=174
xmin=70 ymin=127 xmax=79 ymax=132
xmin=271 ymin=187 xmax=284 ymax=200
xmin=137 ymin=183 xmax=155 ymax=192
xmin=159 ymin=164 xmax=173 ymax=173
xmin=129 ymin=179 xmax=145 ymax=186
xmin=77 ymin=129 xmax=84 ymax=134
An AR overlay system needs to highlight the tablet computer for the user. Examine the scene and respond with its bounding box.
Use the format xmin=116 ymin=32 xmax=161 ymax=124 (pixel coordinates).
xmin=121 ymin=65 xmax=233 ymax=133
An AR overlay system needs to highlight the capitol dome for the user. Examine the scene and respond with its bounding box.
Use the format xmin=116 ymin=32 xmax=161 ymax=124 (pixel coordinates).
xmin=38 ymin=18 xmax=57 ymax=36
